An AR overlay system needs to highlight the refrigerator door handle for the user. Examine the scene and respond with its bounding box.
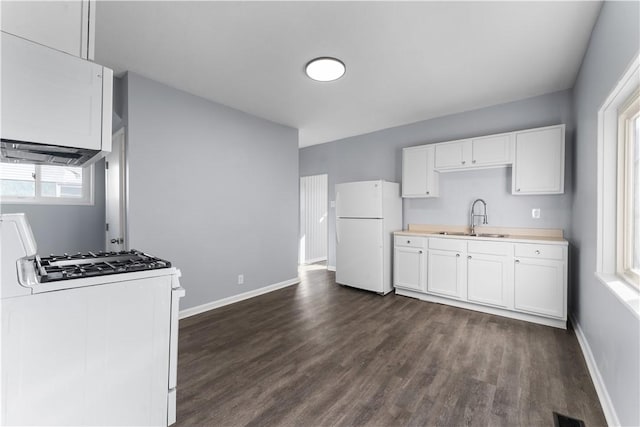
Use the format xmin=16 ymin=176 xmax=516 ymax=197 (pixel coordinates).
xmin=336 ymin=219 xmax=340 ymax=244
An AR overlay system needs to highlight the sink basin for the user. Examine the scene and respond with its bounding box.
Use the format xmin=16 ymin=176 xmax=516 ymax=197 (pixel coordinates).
xmin=473 ymin=233 xmax=508 ymax=238
xmin=437 ymin=231 xmax=508 ymax=238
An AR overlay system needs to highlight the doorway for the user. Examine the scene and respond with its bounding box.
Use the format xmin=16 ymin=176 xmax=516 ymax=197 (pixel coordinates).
xmin=105 ymin=127 xmax=127 ymax=252
xmin=299 ymin=174 xmax=328 ymax=266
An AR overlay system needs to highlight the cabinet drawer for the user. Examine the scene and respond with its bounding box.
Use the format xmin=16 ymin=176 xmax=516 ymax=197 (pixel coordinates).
xmin=468 ymin=241 xmax=511 ymax=256
xmin=394 ymin=235 xmax=427 ymax=248
xmin=514 ymin=243 xmax=564 ymax=260
xmin=428 ymin=237 xmax=466 ymax=252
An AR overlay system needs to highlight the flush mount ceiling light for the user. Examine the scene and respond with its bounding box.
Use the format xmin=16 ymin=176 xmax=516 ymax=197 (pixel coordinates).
xmin=305 ymin=57 xmax=346 ymax=82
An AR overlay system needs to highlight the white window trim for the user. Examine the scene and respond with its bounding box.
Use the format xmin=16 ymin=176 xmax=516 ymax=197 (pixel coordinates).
xmin=617 ymin=93 xmax=639 ymax=285
xmin=1 ymin=164 xmax=94 ymax=206
xmin=596 ymin=54 xmax=640 ymax=318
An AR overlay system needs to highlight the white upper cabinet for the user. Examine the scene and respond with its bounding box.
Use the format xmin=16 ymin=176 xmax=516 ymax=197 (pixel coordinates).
xmin=402 ymin=124 xmax=565 ymax=196
xmin=0 ymin=0 xmax=95 ymax=60
xmin=402 ymin=145 xmax=439 ymax=198
xmin=470 ymin=134 xmax=512 ymax=167
xmin=1 ymin=32 xmax=112 ymax=152
xmin=434 ymin=139 xmax=470 ymax=169
xmin=435 ymin=134 xmax=512 ymax=171
xmin=512 ymin=125 xmax=565 ymax=195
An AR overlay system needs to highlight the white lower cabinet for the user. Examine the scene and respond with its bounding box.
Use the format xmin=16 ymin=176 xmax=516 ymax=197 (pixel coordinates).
xmin=394 ymin=235 xmax=568 ymax=328
xmin=514 ymin=257 xmax=565 ymax=319
xmin=427 ymin=249 xmax=464 ymax=299
xmin=466 ymin=253 xmax=510 ymax=308
xmin=426 ymin=238 xmax=466 ymax=299
xmin=394 ymin=246 xmax=426 ymax=291
xmin=393 ymin=236 xmax=427 ymax=292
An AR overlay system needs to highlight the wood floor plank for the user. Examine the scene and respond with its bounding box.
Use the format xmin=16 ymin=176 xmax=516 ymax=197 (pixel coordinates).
xmin=175 ymin=265 xmax=607 ymax=426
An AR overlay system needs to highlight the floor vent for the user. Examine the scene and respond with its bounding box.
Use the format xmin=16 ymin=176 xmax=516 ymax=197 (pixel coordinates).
xmin=553 ymin=412 xmax=586 ymax=427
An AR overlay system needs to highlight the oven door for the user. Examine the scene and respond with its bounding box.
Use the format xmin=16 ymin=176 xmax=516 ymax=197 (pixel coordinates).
xmin=168 ymin=272 xmax=185 ymax=426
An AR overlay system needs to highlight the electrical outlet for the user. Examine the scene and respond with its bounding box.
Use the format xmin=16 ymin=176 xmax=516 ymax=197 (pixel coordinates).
xmin=532 ymin=208 xmax=541 ymax=219
xmin=237 ymin=274 xmax=244 ymax=285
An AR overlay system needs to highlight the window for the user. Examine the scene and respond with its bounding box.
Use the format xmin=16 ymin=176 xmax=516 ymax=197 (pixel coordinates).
xmin=0 ymin=163 xmax=93 ymax=205
xmin=617 ymin=91 xmax=640 ymax=286
xmin=597 ymin=55 xmax=640 ymax=301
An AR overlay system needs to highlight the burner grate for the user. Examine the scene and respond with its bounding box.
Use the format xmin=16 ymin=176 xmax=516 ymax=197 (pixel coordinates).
xmin=35 ymin=250 xmax=171 ymax=282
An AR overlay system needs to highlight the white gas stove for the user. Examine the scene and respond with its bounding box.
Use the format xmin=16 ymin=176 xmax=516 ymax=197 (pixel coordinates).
xmin=1 ymin=213 xmax=185 ymax=426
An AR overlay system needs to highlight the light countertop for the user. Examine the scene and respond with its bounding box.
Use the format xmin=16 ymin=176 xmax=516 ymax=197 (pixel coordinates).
xmin=395 ymin=225 xmax=568 ymax=245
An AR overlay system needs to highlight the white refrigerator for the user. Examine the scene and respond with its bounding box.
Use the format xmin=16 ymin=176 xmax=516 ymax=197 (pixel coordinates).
xmin=335 ymin=180 xmax=402 ymax=294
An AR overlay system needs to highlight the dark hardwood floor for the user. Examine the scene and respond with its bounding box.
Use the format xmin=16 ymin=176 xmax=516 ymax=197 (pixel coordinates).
xmin=176 ymin=264 xmax=606 ymax=426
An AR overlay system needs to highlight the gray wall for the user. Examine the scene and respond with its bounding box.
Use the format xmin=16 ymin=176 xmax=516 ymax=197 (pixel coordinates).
xmin=1 ymin=159 xmax=106 ymax=255
xmin=124 ymin=72 xmax=299 ymax=310
xmin=571 ymin=2 xmax=639 ymax=426
xmin=300 ymin=89 xmax=573 ymax=267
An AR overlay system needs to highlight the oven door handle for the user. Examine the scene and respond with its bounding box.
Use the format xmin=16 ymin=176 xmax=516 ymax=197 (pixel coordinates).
xmin=168 ymin=285 xmax=185 ymax=390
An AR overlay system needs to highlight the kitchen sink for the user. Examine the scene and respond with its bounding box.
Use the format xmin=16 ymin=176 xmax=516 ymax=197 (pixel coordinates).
xmin=473 ymin=233 xmax=508 ymax=238
xmin=437 ymin=231 xmax=508 ymax=238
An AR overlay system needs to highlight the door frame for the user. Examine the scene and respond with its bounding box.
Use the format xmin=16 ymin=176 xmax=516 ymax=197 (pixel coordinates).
xmin=299 ymin=173 xmax=329 ymax=266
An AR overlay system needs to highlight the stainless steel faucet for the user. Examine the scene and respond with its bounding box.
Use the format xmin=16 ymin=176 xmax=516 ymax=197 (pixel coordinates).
xmin=470 ymin=199 xmax=488 ymax=235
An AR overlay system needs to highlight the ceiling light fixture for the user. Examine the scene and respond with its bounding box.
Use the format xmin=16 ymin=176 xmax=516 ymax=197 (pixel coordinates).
xmin=305 ymin=57 xmax=346 ymax=82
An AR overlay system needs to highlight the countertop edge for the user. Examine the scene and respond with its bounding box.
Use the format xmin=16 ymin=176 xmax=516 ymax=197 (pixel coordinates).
xmin=394 ymin=230 xmax=568 ymax=245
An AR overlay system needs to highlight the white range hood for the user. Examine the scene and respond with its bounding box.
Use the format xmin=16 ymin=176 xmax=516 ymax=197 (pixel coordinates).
xmin=0 ymin=31 xmax=113 ymax=167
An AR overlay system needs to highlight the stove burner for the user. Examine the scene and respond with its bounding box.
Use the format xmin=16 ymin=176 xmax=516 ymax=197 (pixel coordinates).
xmin=35 ymin=250 xmax=172 ymax=282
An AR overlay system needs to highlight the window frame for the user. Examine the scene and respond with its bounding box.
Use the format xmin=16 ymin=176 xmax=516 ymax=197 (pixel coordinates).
xmin=596 ymin=54 xmax=640 ymax=303
xmin=0 ymin=163 xmax=94 ymax=206
xmin=616 ymin=92 xmax=639 ymax=286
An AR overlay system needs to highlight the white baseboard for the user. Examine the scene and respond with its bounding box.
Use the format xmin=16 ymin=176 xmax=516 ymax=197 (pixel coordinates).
xmin=179 ymin=277 xmax=300 ymax=319
xmin=570 ymin=315 xmax=620 ymax=427
xmin=327 ymin=265 xmax=336 ymax=272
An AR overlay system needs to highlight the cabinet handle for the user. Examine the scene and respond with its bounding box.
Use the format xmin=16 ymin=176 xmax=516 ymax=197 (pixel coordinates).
xmin=456 ymin=253 xmax=460 ymax=257
xmin=426 ymin=191 xmax=430 ymax=195
xmin=515 ymin=259 xmax=520 ymax=263
xmin=535 ymin=250 xmax=541 ymax=255
xmin=461 ymin=161 xmax=466 ymax=165
xmin=419 ymin=250 xmax=423 ymax=254
xmin=467 ymin=255 xmax=472 ymax=259
xmin=516 ymin=188 xmax=521 ymax=192
xmin=407 ymin=240 xmax=411 ymax=244
xmin=472 ymin=160 xmax=476 ymax=164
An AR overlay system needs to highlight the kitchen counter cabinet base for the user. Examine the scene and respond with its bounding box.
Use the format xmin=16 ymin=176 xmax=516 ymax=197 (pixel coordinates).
xmin=393 ymin=230 xmax=568 ymax=329
xmin=396 ymin=287 xmax=567 ymax=329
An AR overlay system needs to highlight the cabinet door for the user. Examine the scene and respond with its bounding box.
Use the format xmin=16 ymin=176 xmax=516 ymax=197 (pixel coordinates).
xmin=514 ymin=258 xmax=565 ymax=318
xmin=402 ymin=145 xmax=439 ymax=198
xmin=0 ymin=1 xmax=93 ymax=59
xmin=471 ymin=134 xmax=512 ymax=167
xmin=434 ymin=140 xmax=471 ymax=169
xmin=1 ymin=33 xmax=106 ymax=151
xmin=427 ymin=249 xmax=464 ymax=299
xmin=394 ymin=246 xmax=426 ymax=291
xmin=513 ymin=126 xmax=565 ymax=194
xmin=467 ymin=253 xmax=510 ymax=308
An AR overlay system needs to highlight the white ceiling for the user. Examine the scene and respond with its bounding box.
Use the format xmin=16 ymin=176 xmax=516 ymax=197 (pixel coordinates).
xmin=95 ymin=1 xmax=601 ymax=147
